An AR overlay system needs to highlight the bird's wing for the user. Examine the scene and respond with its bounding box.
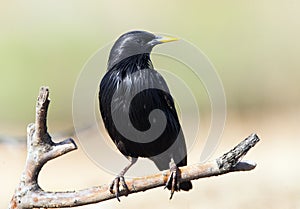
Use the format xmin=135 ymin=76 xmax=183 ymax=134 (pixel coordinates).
xmin=99 ymin=68 xmax=188 ymax=169
xmin=126 ymin=68 xmax=188 ymax=169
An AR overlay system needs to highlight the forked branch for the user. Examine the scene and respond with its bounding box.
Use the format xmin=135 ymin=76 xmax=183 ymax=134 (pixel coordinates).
xmin=9 ymin=86 xmax=260 ymax=209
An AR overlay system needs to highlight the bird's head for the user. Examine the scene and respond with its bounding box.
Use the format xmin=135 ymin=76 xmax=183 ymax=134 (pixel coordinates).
xmin=108 ymin=30 xmax=178 ymax=70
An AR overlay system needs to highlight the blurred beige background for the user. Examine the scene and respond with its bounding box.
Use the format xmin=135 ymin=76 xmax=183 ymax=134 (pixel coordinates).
xmin=1 ymin=1 xmax=300 ymax=209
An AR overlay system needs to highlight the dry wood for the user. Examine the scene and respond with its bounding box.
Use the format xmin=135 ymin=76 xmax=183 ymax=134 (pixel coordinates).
xmin=9 ymin=86 xmax=260 ymax=209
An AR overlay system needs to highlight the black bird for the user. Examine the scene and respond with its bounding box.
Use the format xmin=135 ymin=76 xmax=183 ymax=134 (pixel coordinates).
xmin=99 ymin=30 xmax=192 ymax=200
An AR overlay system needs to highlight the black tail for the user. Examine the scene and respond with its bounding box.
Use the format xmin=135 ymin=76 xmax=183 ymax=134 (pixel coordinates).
xmin=165 ymin=180 xmax=193 ymax=191
xmin=180 ymin=181 xmax=193 ymax=191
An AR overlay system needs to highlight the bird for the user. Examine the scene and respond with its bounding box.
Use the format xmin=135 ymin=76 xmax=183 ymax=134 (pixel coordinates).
xmin=99 ymin=30 xmax=192 ymax=201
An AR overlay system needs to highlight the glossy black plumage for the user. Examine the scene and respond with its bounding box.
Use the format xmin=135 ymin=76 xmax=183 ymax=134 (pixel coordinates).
xmin=99 ymin=31 xmax=192 ymax=198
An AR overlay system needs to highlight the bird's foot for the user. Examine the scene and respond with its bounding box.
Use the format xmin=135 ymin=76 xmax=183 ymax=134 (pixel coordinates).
xmin=164 ymin=164 xmax=181 ymax=199
xmin=109 ymin=175 xmax=129 ymax=202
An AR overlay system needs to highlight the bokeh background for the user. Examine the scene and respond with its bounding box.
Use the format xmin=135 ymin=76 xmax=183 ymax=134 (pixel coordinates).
xmin=1 ymin=1 xmax=300 ymax=208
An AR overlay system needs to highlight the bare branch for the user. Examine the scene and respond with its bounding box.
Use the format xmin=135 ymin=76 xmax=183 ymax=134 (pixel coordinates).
xmin=9 ymin=87 xmax=77 ymax=209
xmin=35 ymin=86 xmax=50 ymax=140
xmin=9 ymin=86 xmax=260 ymax=209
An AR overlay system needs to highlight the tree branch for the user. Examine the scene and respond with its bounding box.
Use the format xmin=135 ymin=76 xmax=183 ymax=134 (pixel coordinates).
xmin=9 ymin=86 xmax=260 ymax=209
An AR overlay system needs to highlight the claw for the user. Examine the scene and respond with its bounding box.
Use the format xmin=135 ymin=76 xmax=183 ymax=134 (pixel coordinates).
xmin=165 ymin=164 xmax=181 ymax=199
xmin=109 ymin=175 xmax=129 ymax=201
xmin=120 ymin=176 xmax=129 ymax=194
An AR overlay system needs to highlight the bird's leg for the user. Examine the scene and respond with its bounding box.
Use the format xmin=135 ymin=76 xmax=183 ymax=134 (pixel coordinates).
xmin=109 ymin=157 xmax=137 ymax=201
xmin=164 ymin=158 xmax=181 ymax=199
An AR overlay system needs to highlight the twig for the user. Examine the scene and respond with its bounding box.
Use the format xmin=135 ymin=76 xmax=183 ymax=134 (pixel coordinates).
xmin=9 ymin=86 xmax=260 ymax=209
xmin=9 ymin=87 xmax=77 ymax=209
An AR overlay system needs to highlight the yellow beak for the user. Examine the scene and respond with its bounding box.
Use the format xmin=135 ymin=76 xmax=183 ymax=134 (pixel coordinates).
xmin=155 ymin=35 xmax=179 ymax=43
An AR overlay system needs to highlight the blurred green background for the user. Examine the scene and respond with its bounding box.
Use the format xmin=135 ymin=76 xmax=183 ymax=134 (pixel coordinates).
xmin=1 ymin=0 xmax=299 ymax=135
xmin=1 ymin=1 xmax=300 ymax=209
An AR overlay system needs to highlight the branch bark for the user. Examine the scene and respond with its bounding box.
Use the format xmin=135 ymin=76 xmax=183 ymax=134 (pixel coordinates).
xmin=9 ymin=86 xmax=260 ymax=209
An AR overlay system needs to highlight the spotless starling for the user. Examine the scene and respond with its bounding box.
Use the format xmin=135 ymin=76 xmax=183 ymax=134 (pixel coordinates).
xmin=99 ymin=31 xmax=192 ymax=200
